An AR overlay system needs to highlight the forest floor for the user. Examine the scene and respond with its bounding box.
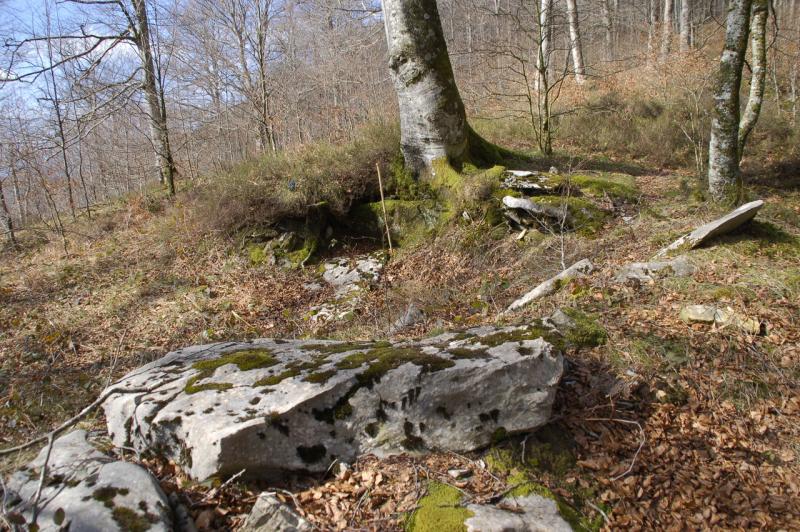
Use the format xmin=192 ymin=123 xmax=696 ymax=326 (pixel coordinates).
xmin=1 ymin=158 xmax=799 ymax=530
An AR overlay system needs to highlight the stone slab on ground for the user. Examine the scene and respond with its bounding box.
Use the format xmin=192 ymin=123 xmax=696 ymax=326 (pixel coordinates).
xmin=103 ymin=327 xmax=563 ymax=481
xmin=656 ymin=200 xmax=764 ymax=257
xmin=465 ymin=494 xmax=572 ymax=532
xmin=505 ymin=259 xmax=594 ymax=313
xmin=5 ymin=430 xmax=173 ymax=532
xmin=615 ymin=255 xmax=695 ymax=283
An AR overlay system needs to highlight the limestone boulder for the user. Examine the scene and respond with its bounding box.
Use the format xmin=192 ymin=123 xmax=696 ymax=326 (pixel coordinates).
xmin=615 ymin=255 xmax=695 ymax=284
xmin=103 ymin=327 xmax=563 ymax=481
xmin=240 ymin=492 xmax=312 ymax=532
xmin=4 ymin=430 xmax=172 ymax=531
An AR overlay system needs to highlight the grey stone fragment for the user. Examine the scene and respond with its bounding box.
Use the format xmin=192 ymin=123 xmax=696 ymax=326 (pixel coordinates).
xmin=388 ymin=303 xmax=425 ymax=334
xmin=241 ymin=493 xmax=312 ymax=532
xmin=615 ymin=255 xmax=695 ymax=283
xmin=465 ymin=494 xmax=572 ymax=532
xmin=103 ymin=330 xmax=563 ymax=481
xmin=656 ymin=200 xmax=764 ymax=257
xmin=505 ymin=259 xmax=594 ymax=313
xmin=503 ymin=196 xmax=572 ymax=226
xmin=680 ymin=304 xmax=761 ymax=334
xmin=5 ymin=430 xmax=172 ymax=532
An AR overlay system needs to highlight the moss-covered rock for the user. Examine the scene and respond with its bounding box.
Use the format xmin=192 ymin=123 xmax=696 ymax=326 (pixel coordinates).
xmin=407 ymin=482 xmax=473 ymax=532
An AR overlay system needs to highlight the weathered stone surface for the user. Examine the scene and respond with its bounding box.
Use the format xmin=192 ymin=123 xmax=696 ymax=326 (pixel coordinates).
xmin=615 ymin=255 xmax=695 ymax=283
xmin=503 ymin=171 xmax=559 ymax=194
xmin=465 ymin=494 xmax=572 ymax=532
xmin=241 ymin=492 xmax=312 ymax=532
xmin=5 ymin=430 xmax=172 ymax=531
xmin=503 ymin=196 xmax=572 ymax=226
xmin=309 ymin=253 xmax=385 ymax=323
xmin=656 ymin=200 xmax=764 ymax=257
xmin=505 ymin=259 xmax=594 ymax=313
xmin=680 ymin=304 xmax=761 ymax=334
xmin=103 ymin=327 xmax=563 ymax=481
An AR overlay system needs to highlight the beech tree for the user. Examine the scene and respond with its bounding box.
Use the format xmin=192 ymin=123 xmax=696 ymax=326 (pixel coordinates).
xmin=566 ymin=0 xmax=586 ymax=83
xmin=739 ymin=0 xmax=769 ymax=157
xmin=707 ymin=0 xmax=752 ymax=202
xmin=381 ymin=0 xmax=471 ymax=176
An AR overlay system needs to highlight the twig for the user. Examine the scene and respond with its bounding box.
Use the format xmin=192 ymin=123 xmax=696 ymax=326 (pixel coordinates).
xmin=375 ymin=163 xmax=393 ymax=254
xmin=30 ymin=434 xmax=55 ymax=526
xmin=586 ymin=500 xmax=609 ymax=524
xmin=201 ymin=468 xmax=246 ymax=503
xmin=584 ymin=417 xmax=646 ymax=481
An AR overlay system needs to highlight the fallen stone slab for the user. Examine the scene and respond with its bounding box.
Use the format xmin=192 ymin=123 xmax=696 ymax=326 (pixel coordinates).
xmin=615 ymin=255 xmax=695 ymax=284
xmin=656 ymin=200 xmax=764 ymax=257
xmin=465 ymin=494 xmax=572 ymax=532
xmin=387 ymin=302 xmax=425 ymax=335
xmin=505 ymin=259 xmax=594 ymax=313
xmin=679 ymin=304 xmax=762 ymax=334
xmin=503 ymin=196 xmax=572 ymax=226
xmin=502 ymin=171 xmax=559 ymax=194
xmin=5 ymin=430 xmax=172 ymax=532
xmin=241 ymin=492 xmax=312 ymax=532
xmin=104 ymin=328 xmax=563 ymax=481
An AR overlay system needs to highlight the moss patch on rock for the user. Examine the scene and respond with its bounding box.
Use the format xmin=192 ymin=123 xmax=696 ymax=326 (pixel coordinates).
xmin=406 ymin=482 xmax=473 ymax=532
xmin=337 ymin=346 xmax=455 ymax=387
xmin=192 ymin=348 xmax=278 ymax=373
xmin=561 ymin=308 xmax=608 ymax=348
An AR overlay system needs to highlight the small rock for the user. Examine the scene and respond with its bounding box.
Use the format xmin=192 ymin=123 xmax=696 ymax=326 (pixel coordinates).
xmin=241 ymin=492 xmax=312 ymax=532
xmin=679 ymin=304 xmax=761 ymax=334
xmin=549 ymin=166 xmax=559 ymax=174
xmin=447 ymin=468 xmax=472 ymax=480
xmin=465 ymin=494 xmax=571 ymax=532
xmin=388 ymin=302 xmax=425 ymax=334
xmin=615 ymin=256 xmax=695 ymax=284
xmin=5 ymin=430 xmax=172 ymax=531
xmin=502 ymin=196 xmax=572 ymax=227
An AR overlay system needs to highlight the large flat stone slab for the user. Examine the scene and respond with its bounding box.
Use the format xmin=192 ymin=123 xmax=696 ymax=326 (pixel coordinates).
xmin=103 ymin=328 xmax=563 ymax=481
xmin=465 ymin=494 xmax=572 ymax=532
xmin=5 ymin=430 xmax=172 ymax=531
xmin=656 ymin=200 xmax=764 ymax=257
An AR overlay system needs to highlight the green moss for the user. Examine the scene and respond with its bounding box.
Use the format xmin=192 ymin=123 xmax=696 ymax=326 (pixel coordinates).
xmin=406 ymin=482 xmax=473 ymax=532
xmin=192 ymin=348 xmax=278 ymax=372
xmin=111 ymin=506 xmax=154 ymax=532
xmin=92 ymin=486 xmax=130 ymax=508
xmin=348 ymin=200 xmax=440 ymax=247
xmin=254 ymin=368 xmax=300 ymax=387
xmin=184 ymin=376 xmax=233 ymax=395
xmin=472 ymin=324 xmax=560 ymax=349
xmin=306 ymin=341 xmax=389 ymax=354
xmin=247 ymin=243 xmax=269 ymax=265
xmin=491 ymin=427 xmax=509 ymax=444
xmin=535 ymin=196 xmax=611 ymax=236
xmin=561 ymin=308 xmax=608 ymax=348
xmin=558 ymin=173 xmax=639 ymax=202
xmin=304 ymin=369 xmax=337 ymax=384
xmin=446 ymin=347 xmax=490 ymax=359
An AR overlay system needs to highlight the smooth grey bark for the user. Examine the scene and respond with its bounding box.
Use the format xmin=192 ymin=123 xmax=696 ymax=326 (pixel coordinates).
xmin=680 ymin=0 xmax=692 ymax=52
xmin=739 ymin=0 xmax=768 ymax=158
xmin=381 ymin=0 xmax=469 ymax=175
xmin=707 ymin=0 xmax=752 ymax=203
xmin=565 ymin=0 xmax=586 ymax=83
xmin=133 ymin=0 xmax=177 ymax=196
xmin=600 ymin=0 xmax=614 ymax=62
xmin=535 ymin=0 xmax=553 ymax=91
xmin=0 ymin=179 xmax=16 ymax=248
xmin=660 ymin=0 xmax=674 ymax=59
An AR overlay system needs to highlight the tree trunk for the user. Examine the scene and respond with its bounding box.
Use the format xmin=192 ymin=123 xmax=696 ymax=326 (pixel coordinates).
xmin=565 ymin=0 xmax=586 ymax=83
xmin=707 ymin=0 xmax=752 ymax=203
xmin=536 ymin=0 xmax=553 ymax=91
xmin=680 ymin=0 xmax=692 ymax=52
xmin=0 ymin=179 xmax=17 ymax=248
xmin=600 ymin=0 xmax=614 ymax=63
xmin=381 ymin=0 xmax=469 ymax=175
xmin=133 ymin=0 xmax=177 ymax=196
xmin=661 ymin=0 xmax=674 ymax=59
xmin=739 ymin=0 xmax=768 ymax=158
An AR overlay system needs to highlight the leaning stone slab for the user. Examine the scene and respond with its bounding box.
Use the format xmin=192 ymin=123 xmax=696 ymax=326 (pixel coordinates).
xmin=656 ymin=200 xmax=764 ymax=257
xmin=5 ymin=430 xmax=172 ymax=531
xmin=465 ymin=494 xmax=572 ymax=532
xmin=505 ymin=259 xmax=594 ymax=313
xmin=241 ymin=492 xmax=312 ymax=532
xmin=103 ymin=328 xmax=563 ymax=481
xmin=615 ymin=255 xmax=695 ymax=283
